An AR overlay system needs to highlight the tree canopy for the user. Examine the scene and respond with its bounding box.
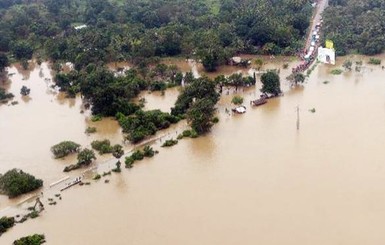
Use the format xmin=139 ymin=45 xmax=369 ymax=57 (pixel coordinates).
xmin=171 ymin=76 xmax=220 ymax=116
xmin=0 ymin=0 xmax=312 ymax=65
xmin=50 ymin=141 xmax=80 ymax=158
xmin=323 ymin=0 xmax=385 ymax=55
xmin=13 ymin=234 xmax=45 ymax=245
xmin=0 ymin=169 xmax=43 ymax=198
xmin=260 ymin=70 xmax=281 ymax=96
xmin=0 ymin=216 xmax=15 ymax=235
xmin=187 ymin=98 xmax=217 ymax=134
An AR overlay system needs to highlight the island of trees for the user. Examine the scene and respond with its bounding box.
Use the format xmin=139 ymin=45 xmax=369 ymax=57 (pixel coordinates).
xmin=0 ymin=169 xmax=43 ymax=198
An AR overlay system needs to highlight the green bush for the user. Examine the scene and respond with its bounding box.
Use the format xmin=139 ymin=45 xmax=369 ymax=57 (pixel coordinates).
xmin=13 ymin=234 xmax=45 ymax=245
xmin=85 ymin=127 xmax=97 ymax=134
xmin=125 ymin=147 xmax=157 ymax=168
xmin=112 ymin=161 xmax=121 ymax=173
xmin=50 ymin=141 xmax=80 ymax=158
xmin=0 ymin=169 xmax=43 ymax=198
xmin=91 ymin=140 xmax=112 ymax=154
xmin=161 ymin=139 xmax=178 ymax=147
xmin=29 ymin=211 xmax=39 ymax=219
xmin=102 ymin=171 xmax=111 ymax=177
xmin=0 ymin=216 xmax=15 ymax=235
xmin=182 ymin=130 xmax=192 ymax=137
xmin=190 ymin=130 xmax=198 ymax=138
xmin=125 ymin=157 xmax=135 ymax=168
xmin=93 ymin=174 xmax=101 ymax=180
xmin=143 ymin=146 xmax=155 ymax=157
xmin=131 ymin=150 xmax=144 ymax=161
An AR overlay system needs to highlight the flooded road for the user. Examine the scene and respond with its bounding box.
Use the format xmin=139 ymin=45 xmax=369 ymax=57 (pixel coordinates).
xmin=2 ymin=56 xmax=385 ymax=244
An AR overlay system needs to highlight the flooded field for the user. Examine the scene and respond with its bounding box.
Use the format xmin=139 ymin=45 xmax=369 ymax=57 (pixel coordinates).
xmin=2 ymin=56 xmax=385 ymax=244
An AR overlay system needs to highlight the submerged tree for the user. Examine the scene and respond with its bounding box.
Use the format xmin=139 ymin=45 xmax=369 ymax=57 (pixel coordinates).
xmin=0 ymin=169 xmax=43 ymax=198
xmin=231 ymin=95 xmax=244 ymax=105
xmin=112 ymin=144 xmax=124 ymax=160
xmin=0 ymin=216 xmax=15 ymax=235
xmin=77 ymin=148 xmax=96 ymax=166
xmin=171 ymin=77 xmax=220 ymax=116
xmin=186 ymin=98 xmax=217 ymax=134
xmin=20 ymin=86 xmax=30 ymax=96
xmin=13 ymin=234 xmax=45 ymax=245
xmin=50 ymin=141 xmax=80 ymax=158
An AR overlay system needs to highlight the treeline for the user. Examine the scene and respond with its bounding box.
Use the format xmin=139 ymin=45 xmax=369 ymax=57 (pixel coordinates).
xmin=323 ymin=0 xmax=385 ymax=55
xmin=0 ymin=0 xmax=313 ymax=69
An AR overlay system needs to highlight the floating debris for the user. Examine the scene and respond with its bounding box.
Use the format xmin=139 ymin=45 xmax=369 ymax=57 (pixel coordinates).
xmin=309 ymin=108 xmax=316 ymax=113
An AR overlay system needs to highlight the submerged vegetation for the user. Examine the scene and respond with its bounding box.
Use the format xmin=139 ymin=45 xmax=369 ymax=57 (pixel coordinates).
xmin=231 ymin=95 xmax=244 ymax=105
xmin=0 ymin=216 xmax=15 ymax=235
xmin=368 ymin=58 xmax=381 ymax=65
xmin=177 ymin=129 xmax=199 ymax=140
xmin=125 ymin=146 xmax=157 ymax=168
xmin=91 ymin=139 xmax=113 ymax=154
xmin=161 ymin=139 xmax=178 ymax=147
xmin=50 ymin=141 xmax=80 ymax=158
xmin=13 ymin=234 xmax=45 ymax=245
xmin=64 ymin=148 xmax=96 ymax=172
xmin=0 ymin=88 xmax=14 ymax=103
xmin=85 ymin=126 xmax=97 ymax=134
xmin=0 ymin=169 xmax=43 ymax=198
xmin=117 ymin=110 xmax=180 ymax=143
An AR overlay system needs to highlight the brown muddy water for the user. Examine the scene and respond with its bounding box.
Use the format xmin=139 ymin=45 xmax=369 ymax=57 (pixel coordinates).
xmin=2 ymin=56 xmax=385 ymax=244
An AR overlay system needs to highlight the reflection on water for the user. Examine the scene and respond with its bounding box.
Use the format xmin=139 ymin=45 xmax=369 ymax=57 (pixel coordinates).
xmin=2 ymin=56 xmax=385 ymax=244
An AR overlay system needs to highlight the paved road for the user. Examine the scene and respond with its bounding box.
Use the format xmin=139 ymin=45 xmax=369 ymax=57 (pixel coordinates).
xmin=305 ymin=0 xmax=329 ymax=49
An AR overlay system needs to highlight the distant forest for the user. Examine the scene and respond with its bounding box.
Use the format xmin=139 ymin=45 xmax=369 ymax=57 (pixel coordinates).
xmin=323 ymin=0 xmax=385 ymax=55
xmin=0 ymin=0 xmax=313 ymax=68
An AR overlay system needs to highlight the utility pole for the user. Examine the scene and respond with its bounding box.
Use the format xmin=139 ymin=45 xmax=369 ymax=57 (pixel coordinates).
xmin=296 ymin=106 xmax=300 ymax=130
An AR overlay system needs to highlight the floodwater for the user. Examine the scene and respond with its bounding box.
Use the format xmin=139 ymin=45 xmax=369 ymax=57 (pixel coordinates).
xmin=0 ymin=62 xmax=124 ymax=209
xmin=2 ymin=56 xmax=385 ymax=244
